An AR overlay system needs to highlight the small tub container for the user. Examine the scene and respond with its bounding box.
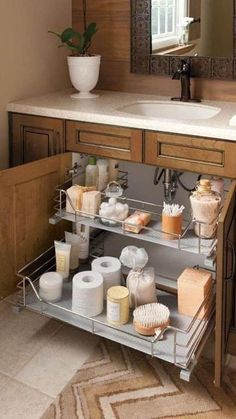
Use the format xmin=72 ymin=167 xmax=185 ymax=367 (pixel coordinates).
xmin=39 ymin=272 xmax=63 ymax=303
xmin=107 ymin=286 xmax=129 ymax=325
xmin=162 ymin=213 xmax=183 ymax=240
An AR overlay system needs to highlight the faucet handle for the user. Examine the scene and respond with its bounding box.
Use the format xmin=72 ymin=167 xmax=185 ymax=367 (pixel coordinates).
xmin=172 ymin=59 xmax=190 ymax=80
xmin=180 ymin=59 xmax=190 ymax=73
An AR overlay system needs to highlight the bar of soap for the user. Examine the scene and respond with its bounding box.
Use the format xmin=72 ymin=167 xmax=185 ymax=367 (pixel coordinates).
xmin=124 ymin=211 xmax=151 ymax=233
xmin=81 ymin=191 xmax=101 ymax=218
xmin=66 ymin=185 xmax=82 ymax=213
xmin=177 ymin=268 xmax=212 ymax=320
xmin=66 ymin=185 xmax=95 ymax=214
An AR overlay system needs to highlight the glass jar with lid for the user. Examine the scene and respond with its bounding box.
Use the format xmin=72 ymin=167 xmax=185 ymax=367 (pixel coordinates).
xmin=99 ymin=181 xmax=129 ymax=226
xmin=190 ymin=179 xmax=222 ymax=238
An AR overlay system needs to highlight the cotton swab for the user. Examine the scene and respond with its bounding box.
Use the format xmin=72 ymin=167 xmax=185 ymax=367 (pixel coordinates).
xmin=162 ymin=202 xmax=185 ymax=216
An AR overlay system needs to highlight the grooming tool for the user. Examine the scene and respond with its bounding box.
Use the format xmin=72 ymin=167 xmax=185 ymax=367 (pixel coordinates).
xmin=133 ymin=303 xmax=170 ymax=336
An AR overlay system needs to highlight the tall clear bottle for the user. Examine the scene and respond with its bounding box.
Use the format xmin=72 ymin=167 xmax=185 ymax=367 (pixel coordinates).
xmin=97 ymin=158 xmax=109 ymax=191
xmin=85 ymin=156 xmax=98 ymax=188
xmin=190 ymin=179 xmax=221 ymax=238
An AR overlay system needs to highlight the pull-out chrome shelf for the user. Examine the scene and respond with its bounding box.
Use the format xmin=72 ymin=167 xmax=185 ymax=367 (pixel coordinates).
xmin=17 ymin=245 xmax=215 ymax=382
xmin=49 ymin=177 xmax=219 ymax=259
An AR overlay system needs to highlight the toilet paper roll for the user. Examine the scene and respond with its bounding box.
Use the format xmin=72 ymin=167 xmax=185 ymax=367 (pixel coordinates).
xmin=72 ymin=271 xmax=103 ymax=317
xmin=91 ymin=257 xmax=121 ymax=299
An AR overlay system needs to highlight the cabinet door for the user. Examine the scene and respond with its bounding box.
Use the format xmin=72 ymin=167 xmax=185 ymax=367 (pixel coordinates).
xmin=66 ymin=121 xmax=143 ymax=162
xmin=0 ymin=153 xmax=72 ymax=298
xmin=10 ymin=113 xmax=65 ymax=166
xmin=215 ymin=181 xmax=236 ymax=386
xmin=145 ymin=131 xmax=236 ymax=178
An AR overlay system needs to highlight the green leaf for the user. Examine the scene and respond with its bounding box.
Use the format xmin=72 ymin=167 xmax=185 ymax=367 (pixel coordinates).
xmin=66 ymin=40 xmax=81 ymax=53
xmin=61 ymin=27 xmax=77 ymax=43
xmin=48 ymin=30 xmax=61 ymax=40
xmin=78 ymin=35 xmax=86 ymax=54
xmin=49 ymin=23 xmax=98 ymax=56
xmin=84 ymin=22 xmax=98 ymax=42
xmin=82 ymin=22 xmax=98 ymax=54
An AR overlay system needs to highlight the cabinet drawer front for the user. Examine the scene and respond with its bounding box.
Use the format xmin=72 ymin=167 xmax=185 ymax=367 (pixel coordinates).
xmin=145 ymin=131 xmax=236 ymax=178
xmin=66 ymin=121 xmax=143 ymax=162
xmin=10 ymin=113 xmax=65 ymax=166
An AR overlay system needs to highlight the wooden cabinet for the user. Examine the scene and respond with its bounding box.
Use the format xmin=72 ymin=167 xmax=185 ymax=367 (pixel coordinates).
xmin=66 ymin=121 xmax=143 ymax=162
xmin=0 ymin=153 xmax=71 ymax=298
xmin=10 ymin=114 xmax=65 ymax=166
xmin=10 ymin=113 xmax=236 ymax=179
xmin=145 ymin=131 xmax=236 ymax=178
xmin=1 ymin=157 xmax=233 ymax=387
xmin=215 ymin=181 xmax=236 ymax=385
xmin=6 ymin=113 xmax=236 ymax=386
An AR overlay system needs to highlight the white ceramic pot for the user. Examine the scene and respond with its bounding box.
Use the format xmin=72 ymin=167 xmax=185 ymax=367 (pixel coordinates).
xmin=67 ymin=55 xmax=101 ymax=99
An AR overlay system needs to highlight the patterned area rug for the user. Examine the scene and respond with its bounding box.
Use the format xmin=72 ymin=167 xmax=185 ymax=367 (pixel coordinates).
xmin=42 ymin=340 xmax=236 ymax=419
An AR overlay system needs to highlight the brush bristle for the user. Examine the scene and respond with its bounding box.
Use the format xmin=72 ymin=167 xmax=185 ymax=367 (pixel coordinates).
xmin=133 ymin=303 xmax=170 ymax=328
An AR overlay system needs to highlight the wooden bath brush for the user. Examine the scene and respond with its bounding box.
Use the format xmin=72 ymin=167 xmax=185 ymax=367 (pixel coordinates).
xmin=133 ymin=303 xmax=170 ymax=336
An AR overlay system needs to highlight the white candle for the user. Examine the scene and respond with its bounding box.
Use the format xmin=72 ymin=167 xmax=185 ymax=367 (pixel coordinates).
xmin=39 ymin=272 xmax=63 ymax=302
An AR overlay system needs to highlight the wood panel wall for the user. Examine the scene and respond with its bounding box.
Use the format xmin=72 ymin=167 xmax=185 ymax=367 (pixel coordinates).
xmin=72 ymin=0 xmax=236 ymax=101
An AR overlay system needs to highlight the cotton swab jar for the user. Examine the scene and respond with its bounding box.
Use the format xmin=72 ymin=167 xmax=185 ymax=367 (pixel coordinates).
xmin=162 ymin=203 xmax=184 ymax=240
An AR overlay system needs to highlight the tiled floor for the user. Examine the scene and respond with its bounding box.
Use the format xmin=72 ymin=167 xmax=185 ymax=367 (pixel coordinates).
xmin=0 ymin=298 xmax=99 ymax=419
xmin=0 ymin=296 xmax=235 ymax=419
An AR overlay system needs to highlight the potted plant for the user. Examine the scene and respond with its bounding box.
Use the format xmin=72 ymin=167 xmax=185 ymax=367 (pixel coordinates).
xmin=49 ymin=1 xmax=100 ymax=99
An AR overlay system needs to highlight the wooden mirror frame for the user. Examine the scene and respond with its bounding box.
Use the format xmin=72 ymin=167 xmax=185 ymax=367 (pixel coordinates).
xmin=131 ymin=0 xmax=236 ymax=79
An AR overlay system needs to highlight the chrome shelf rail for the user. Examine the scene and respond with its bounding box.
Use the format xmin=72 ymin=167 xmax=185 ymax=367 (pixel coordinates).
xmin=50 ymin=184 xmax=219 ymax=258
xmin=17 ymin=245 xmax=216 ymax=382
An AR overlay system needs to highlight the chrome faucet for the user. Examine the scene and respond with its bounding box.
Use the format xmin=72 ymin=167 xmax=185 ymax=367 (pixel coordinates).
xmin=171 ymin=60 xmax=200 ymax=102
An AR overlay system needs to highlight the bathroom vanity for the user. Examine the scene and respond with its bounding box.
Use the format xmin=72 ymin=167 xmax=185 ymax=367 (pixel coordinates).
xmin=5 ymin=89 xmax=236 ymax=387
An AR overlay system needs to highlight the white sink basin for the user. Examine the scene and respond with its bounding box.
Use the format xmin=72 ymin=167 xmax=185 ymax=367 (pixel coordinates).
xmin=119 ymin=101 xmax=221 ymax=121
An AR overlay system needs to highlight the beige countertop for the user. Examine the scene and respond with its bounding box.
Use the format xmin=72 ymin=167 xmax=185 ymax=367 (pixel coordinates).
xmin=7 ymin=89 xmax=236 ymax=142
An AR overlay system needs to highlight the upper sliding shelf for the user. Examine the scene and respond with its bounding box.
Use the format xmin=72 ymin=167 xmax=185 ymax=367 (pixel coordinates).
xmin=49 ymin=175 xmax=218 ymax=260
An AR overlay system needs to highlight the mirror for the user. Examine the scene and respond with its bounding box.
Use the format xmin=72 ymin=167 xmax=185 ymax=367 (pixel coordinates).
xmin=131 ymin=0 xmax=236 ymax=79
xmin=152 ymin=0 xmax=233 ymax=57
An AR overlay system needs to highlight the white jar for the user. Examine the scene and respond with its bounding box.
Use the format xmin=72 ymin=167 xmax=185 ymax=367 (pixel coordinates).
xmin=97 ymin=159 xmax=109 ymax=191
xmin=85 ymin=156 xmax=98 ymax=188
xmin=39 ymin=272 xmax=63 ymax=302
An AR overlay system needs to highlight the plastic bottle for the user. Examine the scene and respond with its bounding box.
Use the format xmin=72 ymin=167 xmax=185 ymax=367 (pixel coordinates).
xmin=85 ymin=156 xmax=98 ymax=188
xmin=76 ymin=223 xmax=90 ymax=263
xmin=189 ymin=179 xmax=222 ymax=238
xmin=109 ymin=159 xmax=119 ymax=182
xmin=97 ymin=159 xmax=109 ymax=191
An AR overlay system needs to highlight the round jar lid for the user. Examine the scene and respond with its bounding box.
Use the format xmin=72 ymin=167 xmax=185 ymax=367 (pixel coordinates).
xmin=107 ymin=286 xmax=129 ymax=300
xmin=39 ymin=272 xmax=63 ymax=288
xmin=105 ymin=181 xmax=123 ymax=198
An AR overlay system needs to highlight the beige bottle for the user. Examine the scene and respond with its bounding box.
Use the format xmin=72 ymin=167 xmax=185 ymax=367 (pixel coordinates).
xmin=190 ymin=179 xmax=221 ymax=238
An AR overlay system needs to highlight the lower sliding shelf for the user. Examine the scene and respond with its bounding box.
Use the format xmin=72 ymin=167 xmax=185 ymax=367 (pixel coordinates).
xmin=17 ymin=245 xmax=215 ymax=381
